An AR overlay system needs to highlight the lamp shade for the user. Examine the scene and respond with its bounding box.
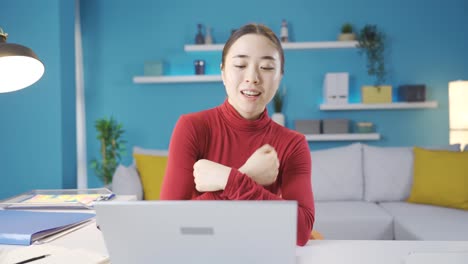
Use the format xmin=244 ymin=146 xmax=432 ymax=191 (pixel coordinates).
xmin=448 ymin=80 xmax=468 ymax=149
xmin=0 ymin=28 xmax=44 ymax=93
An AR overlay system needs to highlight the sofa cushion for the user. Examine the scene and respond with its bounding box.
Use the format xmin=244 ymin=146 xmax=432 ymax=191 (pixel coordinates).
xmin=363 ymin=145 xmax=414 ymax=202
xmin=311 ymin=143 xmax=363 ymax=201
xmin=379 ymin=202 xmax=468 ymax=241
xmin=362 ymin=144 xmax=462 ymax=203
xmin=112 ymin=164 xmax=143 ymax=200
xmin=133 ymin=146 xmax=168 ymax=200
xmin=407 ymin=148 xmax=468 ymax=210
xmin=314 ymin=201 xmax=393 ymax=240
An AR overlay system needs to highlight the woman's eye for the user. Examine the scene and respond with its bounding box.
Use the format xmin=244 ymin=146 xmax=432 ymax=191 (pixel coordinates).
xmin=261 ymin=66 xmax=275 ymax=70
xmin=234 ymin=65 xmax=246 ymax=69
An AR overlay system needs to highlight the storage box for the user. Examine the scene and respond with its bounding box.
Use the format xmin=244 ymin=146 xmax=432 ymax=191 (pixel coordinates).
xmin=398 ymin=84 xmax=426 ymax=102
xmin=144 ymin=60 xmax=164 ymax=76
xmin=322 ymin=119 xmax=349 ymax=134
xmin=355 ymin=122 xmax=375 ymax=133
xmin=323 ymin=72 xmax=349 ymax=104
xmin=361 ymin=85 xmax=392 ymax=103
xmin=295 ymin=120 xmax=321 ymax=134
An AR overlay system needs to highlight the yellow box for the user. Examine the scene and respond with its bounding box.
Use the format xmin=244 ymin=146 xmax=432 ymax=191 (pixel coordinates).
xmin=361 ymin=85 xmax=392 ymax=103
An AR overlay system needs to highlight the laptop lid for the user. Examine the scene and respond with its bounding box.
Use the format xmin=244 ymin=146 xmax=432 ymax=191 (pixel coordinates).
xmin=94 ymin=200 xmax=297 ymax=264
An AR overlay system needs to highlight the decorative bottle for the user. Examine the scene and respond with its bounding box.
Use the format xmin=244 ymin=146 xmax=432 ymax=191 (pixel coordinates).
xmin=280 ymin=19 xmax=289 ymax=42
xmin=195 ymin=24 xmax=205 ymax=44
xmin=205 ymin=26 xmax=213 ymax=44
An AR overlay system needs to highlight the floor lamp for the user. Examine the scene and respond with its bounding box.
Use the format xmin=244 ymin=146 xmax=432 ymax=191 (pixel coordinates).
xmin=449 ymin=80 xmax=468 ymax=150
xmin=0 ymin=27 xmax=44 ymax=92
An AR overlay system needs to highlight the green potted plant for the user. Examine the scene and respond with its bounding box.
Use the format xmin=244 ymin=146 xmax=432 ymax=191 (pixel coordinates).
xmin=338 ymin=23 xmax=356 ymax=41
xmin=357 ymin=24 xmax=392 ymax=103
xmin=271 ymin=85 xmax=286 ymax=126
xmin=90 ymin=117 xmax=126 ymax=186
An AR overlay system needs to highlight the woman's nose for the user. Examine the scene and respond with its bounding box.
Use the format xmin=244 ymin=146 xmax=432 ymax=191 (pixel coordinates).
xmin=245 ymin=68 xmax=260 ymax=84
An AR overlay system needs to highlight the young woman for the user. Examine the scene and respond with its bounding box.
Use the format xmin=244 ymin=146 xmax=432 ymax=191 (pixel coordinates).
xmin=160 ymin=23 xmax=314 ymax=246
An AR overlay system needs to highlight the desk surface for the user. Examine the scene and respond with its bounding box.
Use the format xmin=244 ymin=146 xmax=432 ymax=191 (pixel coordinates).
xmin=298 ymin=240 xmax=468 ymax=264
xmin=1 ymin=196 xmax=468 ymax=264
xmin=23 ymin=224 xmax=468 ymax=264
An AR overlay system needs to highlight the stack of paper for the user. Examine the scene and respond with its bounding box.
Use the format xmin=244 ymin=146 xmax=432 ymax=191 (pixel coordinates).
xmin=0 ymin=188 xmax=114 ymax=210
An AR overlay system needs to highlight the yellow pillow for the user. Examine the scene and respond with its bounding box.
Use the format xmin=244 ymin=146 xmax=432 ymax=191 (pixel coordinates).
xmin=407 ymin=147 xmax=468 ymax=210
xmin=133 ymin=153 xmax=168 ymax=200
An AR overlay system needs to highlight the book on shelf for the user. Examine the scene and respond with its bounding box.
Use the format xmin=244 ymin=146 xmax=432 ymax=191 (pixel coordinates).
xmin=0 ymin=188 xmax=115 ymax=210
xmin=0 ymin=210 xmax=95 ymax=246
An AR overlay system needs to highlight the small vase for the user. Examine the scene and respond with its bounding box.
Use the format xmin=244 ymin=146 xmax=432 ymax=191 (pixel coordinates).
xmin=272 ymin=112 xmax=285 ymax=126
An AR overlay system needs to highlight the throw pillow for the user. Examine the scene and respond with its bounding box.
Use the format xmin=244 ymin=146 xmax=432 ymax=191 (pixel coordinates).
xmin=311 ymin=143 xmax=363 ymax=201
xmin=464 ymin=145 xmax=468 ymax=152
xmin=363 ymin=145 xmax=414 ymax=202
xmin=407 ymin=147 xmax=468 ymax=210
xmin=112 ymin=164 xmax=143 ymax=200
xmin=133 ymin=151 xmax=168 ymax=200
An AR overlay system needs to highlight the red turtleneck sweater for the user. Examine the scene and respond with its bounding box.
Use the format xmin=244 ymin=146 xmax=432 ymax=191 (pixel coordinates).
xmin=160 ymin=100 xmax=315 ymax=246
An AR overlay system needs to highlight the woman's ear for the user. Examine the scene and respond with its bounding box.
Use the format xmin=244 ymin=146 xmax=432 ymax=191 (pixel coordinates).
xmin=220 ymin=63 xmax=226 ymax=86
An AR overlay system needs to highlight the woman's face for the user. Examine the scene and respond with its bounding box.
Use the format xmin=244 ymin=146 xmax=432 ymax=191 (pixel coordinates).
xmin=221 ymin=34 xmax=283 ymax=120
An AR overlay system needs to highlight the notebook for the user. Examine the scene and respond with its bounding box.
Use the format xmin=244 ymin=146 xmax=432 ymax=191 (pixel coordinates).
xmin=0 ymin=210 xmax=95 ymax=245
xmin=94 ymin=200 xmax=297 ymax=264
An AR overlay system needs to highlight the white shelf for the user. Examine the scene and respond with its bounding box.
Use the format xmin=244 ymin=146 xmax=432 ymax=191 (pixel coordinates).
xmin=184 ymin=41 xmax=358 ymax=52
xmin=282 ymin=41 xmax=358 ymax=50
xmin=319 ymin=101 xmax=438 ymax=111
xmin=305 ymin=133 xmax=380 ymax=141
xmin=133 ymin=75 xmax=222 ymax=84
xmin=185 ymin=44 xmax=224 ymax=51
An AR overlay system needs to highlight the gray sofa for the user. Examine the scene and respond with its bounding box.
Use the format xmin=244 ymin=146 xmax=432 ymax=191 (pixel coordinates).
xmin=112 ymin=143 xmax=468 ymax=241
xmin=312 ymin=143 xmax=468 ymax=240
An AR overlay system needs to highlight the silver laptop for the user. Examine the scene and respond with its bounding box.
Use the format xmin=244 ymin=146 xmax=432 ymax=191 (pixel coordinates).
xmin=94 ymin=200 xmax=297 ymax=264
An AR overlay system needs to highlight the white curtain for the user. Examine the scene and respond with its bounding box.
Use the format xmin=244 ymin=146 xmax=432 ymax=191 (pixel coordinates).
xmin=75 ymin=0 xmax=87 ymax=188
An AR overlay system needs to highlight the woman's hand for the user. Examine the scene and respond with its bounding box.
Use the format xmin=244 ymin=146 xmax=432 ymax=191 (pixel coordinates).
xmin=239 ymin=144 xmax=279 ymax=186
xmin=193 ymin=159 xmax=231 ymax=192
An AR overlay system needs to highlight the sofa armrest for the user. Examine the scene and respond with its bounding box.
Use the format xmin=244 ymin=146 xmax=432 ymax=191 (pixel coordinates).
xmin=112 ymin=164 xmax=143 ymax=200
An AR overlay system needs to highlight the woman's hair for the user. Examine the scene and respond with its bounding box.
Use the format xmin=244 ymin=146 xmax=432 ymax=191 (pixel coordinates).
xmin=221 ymin=23 xmax=285 ymax=74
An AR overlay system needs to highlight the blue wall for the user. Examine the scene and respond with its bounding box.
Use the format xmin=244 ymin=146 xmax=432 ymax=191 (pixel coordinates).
xmin=1 ymin=0 xmax=467 ymax=195
xmin=81 ymin=0 xmax=468 ymax=187
xmin=0 ymin=0 xmax=75 ymax=199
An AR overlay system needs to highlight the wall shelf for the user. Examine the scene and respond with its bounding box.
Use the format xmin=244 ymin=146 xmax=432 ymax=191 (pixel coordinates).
xmin=305 ymin=133 xmax=380 ymax=141
xmin=133 ymin=75 xmax=222 ymax=84
xmin=319 ymin=101 xmax=438 ymax=111
xmin=184 ymin=41 xmax=358 ymax=52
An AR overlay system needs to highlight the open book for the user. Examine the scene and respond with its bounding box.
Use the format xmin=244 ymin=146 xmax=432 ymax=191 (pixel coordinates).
xmin=0 ymin=210 xmax=95 ymax=245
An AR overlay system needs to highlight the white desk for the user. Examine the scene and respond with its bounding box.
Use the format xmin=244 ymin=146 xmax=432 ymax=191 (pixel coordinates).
xmin=2 ymin=195 xmax=468 ymax=264
xmin=40 ymin=225 xmax=468 ymax=264
xmin=297 ymin=240 xmax=468 ymax=264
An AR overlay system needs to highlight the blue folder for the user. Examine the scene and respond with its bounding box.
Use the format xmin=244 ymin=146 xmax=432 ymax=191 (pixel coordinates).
xmin=0 ymin=210 xmax=95 ymax=245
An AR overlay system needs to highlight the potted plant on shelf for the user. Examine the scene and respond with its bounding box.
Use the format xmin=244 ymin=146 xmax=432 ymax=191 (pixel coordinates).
xmin=90 ymin=116 xmax=126 ymax=187
xmin=272 ymin=85 xmax=286 ymax=126
xmin=338 ymin=23 xmax=356 ymax=41
xmin=357 ymin=24 xmax=392 ymax=104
